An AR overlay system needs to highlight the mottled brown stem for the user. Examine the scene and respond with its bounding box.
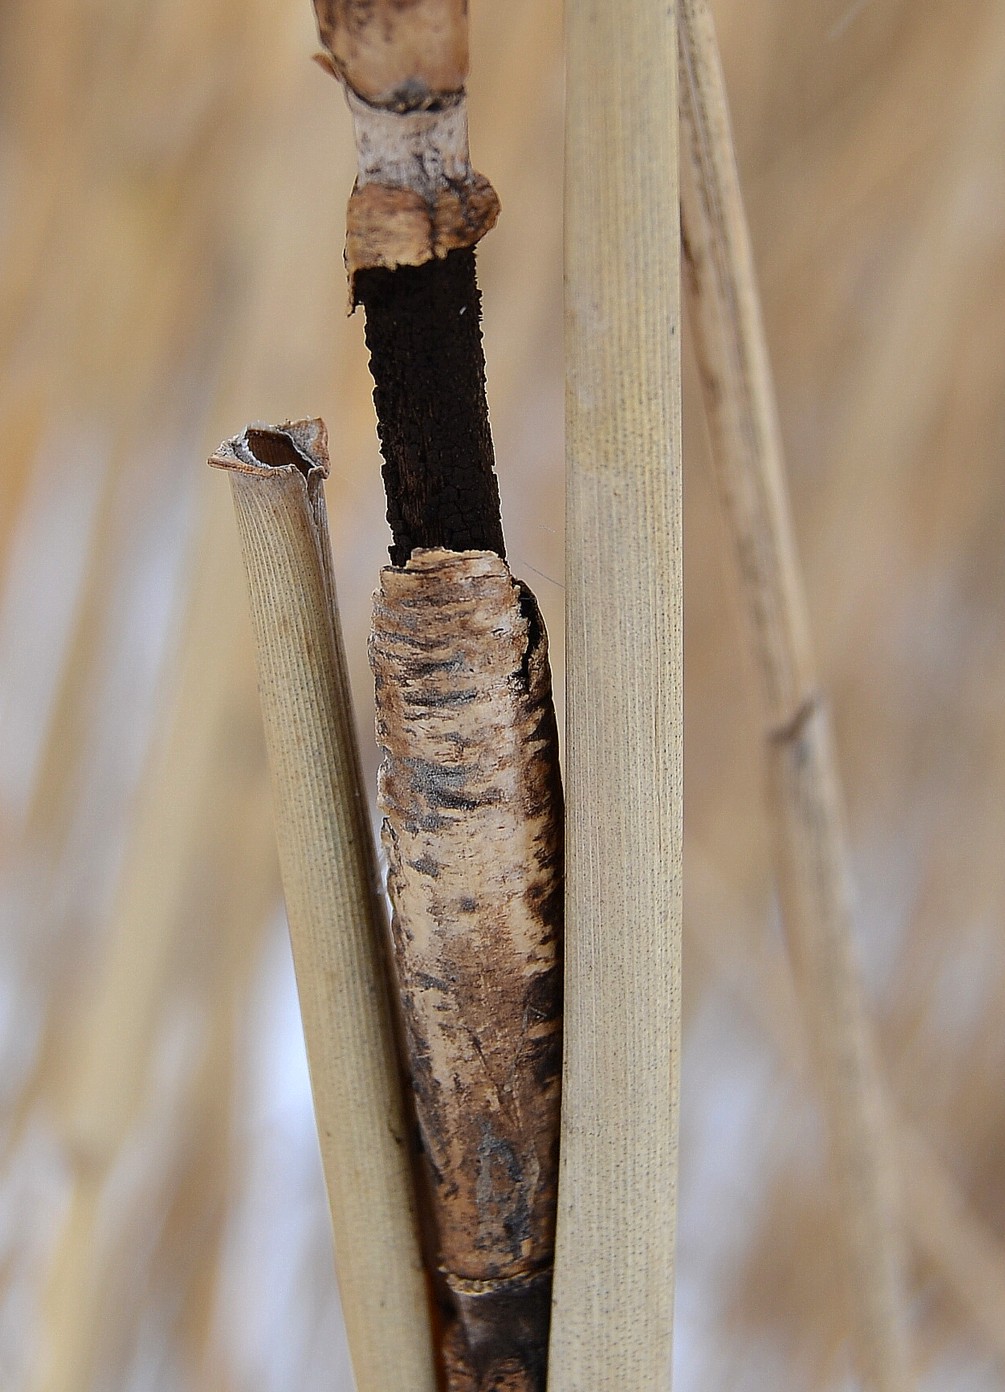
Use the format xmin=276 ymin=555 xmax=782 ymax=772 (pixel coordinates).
xmin=312 ymin=0 xmax=498 ymax=290
xmin=314 ymin=0 xmax=468 ymax=107
xmin=371 ymin=549 xmax=564 ymax=1392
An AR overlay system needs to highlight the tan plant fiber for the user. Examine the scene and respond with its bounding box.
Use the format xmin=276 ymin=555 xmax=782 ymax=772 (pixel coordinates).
xmin=371 ymin=547 xmax=563 ymax=1391
xmin=312 ymin=0 xmax=499 ymax=290
xmin=210 ymin=419 xmax=437 ymax=1392
xmin=549 ymin=0 xmax=683 ymax=1387
xmin=678 ymin=2 xmax=913 ymax=1387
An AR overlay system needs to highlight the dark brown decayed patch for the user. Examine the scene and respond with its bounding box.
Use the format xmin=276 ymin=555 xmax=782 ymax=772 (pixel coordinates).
xmin=356 ymin=249 xmax=506 ymax=565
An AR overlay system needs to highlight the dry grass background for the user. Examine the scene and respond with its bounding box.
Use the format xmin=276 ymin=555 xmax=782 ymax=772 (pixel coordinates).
xmin=0 ymin=0 xmax=1003 ymax=1387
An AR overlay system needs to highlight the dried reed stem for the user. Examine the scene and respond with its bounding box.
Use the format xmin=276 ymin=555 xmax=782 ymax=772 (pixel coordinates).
xmin=550 ymin=1 xmax=683 ymax=1387
xmin=371 ymin=548 xmax=563 ymax=1391
xmin=900 ymin=1130 xmax=1005 ymax=1360
xmin=210 ymin=419 xmax=437 ymax=1392
xmin=678 ymin=3 xmax=913 ymax=1386
xmin=315 ymin=6 xmax=565 ymax=1382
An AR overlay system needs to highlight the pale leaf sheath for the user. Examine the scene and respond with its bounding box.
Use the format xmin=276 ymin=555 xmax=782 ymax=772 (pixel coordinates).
xmin=210 ymin=420 xmax=437 ymax=1392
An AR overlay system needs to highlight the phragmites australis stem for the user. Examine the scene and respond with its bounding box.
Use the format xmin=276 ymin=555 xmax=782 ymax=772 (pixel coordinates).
xmin=549 ymin=0 xmax=683 ymax=1388
xmin=678 ymin=2 xmax=913 ymax=1387
xmin=311 ymin=4 xmax=564 ymax=1387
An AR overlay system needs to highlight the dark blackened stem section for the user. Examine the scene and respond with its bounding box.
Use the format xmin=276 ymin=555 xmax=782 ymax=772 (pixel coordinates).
xmin=355 ymin=248 xmax=506 ymax=566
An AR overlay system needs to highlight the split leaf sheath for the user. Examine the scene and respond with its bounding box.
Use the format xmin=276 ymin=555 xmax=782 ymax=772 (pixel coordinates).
xmin=210 ymin=421 xmax=437 ymax=1392
xmin=371 ymin=549 xmax=564 ymax=1392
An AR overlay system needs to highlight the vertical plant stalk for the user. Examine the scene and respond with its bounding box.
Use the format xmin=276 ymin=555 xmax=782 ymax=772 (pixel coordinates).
xmin=550 ymin=1 xmax=683 ymax=1388
xmin=313 ymin=0 xmax=504 ymax=567
xmin=371 ymin=548 xmax=564 ymax=1392
xmin=210 ymin=419 xmax=437 ymax=1392
xmin=313 ymin=4 xmax=565 ymax=1384
xmin=677 ymin=3 xmax=914 ymax=1388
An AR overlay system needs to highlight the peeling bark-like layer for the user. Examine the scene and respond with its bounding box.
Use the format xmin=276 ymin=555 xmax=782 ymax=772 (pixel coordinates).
xmin=345 ymin=174 xmax=499 ymax=288
xmin=313 ymin=0 xmax=499 ymax=287
xmin=314 ymin=0 xmax=468 ymax=108
xmin=371 ymin=549 xmax=563 ymax=1391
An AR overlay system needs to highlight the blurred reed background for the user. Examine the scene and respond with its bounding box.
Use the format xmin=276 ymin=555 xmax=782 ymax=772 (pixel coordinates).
xmin=0 ymin=0 xmax=1003 ymax=1387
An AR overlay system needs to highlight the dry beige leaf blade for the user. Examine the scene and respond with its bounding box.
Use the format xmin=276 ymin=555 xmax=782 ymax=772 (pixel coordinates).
xmin=549 ymin=0 xmax=683 ymax=1387
xmin=210 ymin=419 xmax=437 ymax=1392
xmin=678 ymin=2 xmax=913 ymax=1387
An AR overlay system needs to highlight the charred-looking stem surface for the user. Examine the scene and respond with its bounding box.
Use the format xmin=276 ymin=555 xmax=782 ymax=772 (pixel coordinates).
xmin=356 ymin=250 xmax=504 ymax=565
xmin=371 ymin=549 xmax=564 ymax=1392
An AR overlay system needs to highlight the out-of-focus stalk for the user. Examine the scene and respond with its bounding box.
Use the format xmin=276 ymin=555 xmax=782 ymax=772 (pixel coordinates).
xmin=33 ymin=485 xmax=262 ymax=1392
xmin=678 ymin=3 xmax=913 ymax=1387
